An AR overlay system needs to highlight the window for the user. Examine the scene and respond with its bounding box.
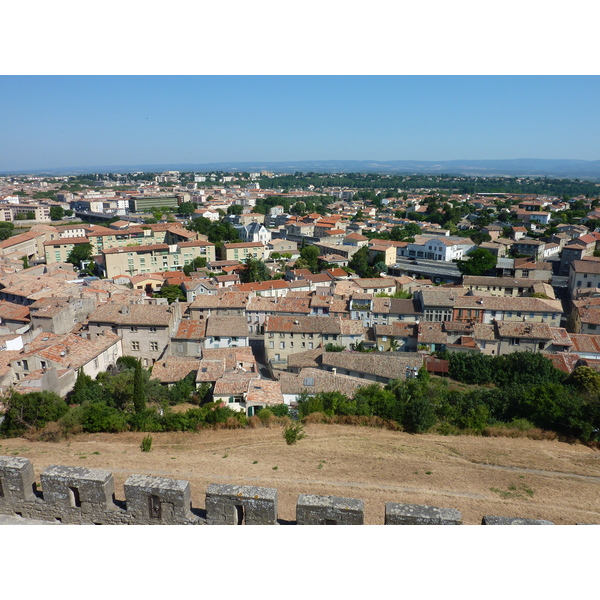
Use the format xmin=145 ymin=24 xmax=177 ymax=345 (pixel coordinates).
xmin=131 ymin=341 xmax=139 ymax=351
xmin=149 ymin=327 xmax=157 ymax=333
xmin=269 ymin=341 xmax=274 ymax=349
xmin=130 ymin=327 xmax=138 ymax=333
xmin=280 ymin=342 xmax=285 ymax=349
xmin=150 ymin=342 xmax=158 ymax=352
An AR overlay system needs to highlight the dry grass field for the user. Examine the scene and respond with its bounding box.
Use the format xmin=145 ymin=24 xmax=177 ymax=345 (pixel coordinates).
xmin=1 ymin=422 xmax=600 ymax=524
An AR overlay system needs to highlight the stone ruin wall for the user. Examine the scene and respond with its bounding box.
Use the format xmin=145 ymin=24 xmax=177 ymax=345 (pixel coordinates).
xmin=0 ymin=455 xmax=559 ymax=525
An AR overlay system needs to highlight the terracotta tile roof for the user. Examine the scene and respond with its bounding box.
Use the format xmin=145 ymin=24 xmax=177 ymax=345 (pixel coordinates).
xmin=568 ymin=334 xmax=600 ymax=354
xmin=205 ymin=315 xmax=249 ymax=338
xmin=232 ymin=280 xmax=290 ymax=293
xmin=543 ymin=353 xmax=580 ymax=374
xmin=0 ymin=300 xmax=30 ymax=322
xmin=571 ymin=259 xmax=600 ymax=274
xmin=213 ymin=372 xmax=257 ymax=396
xmin=172 ymin=319 xmax=206 ymax=340
xmin=190 ymin=291 xmax=249 ymax=309
xmin=87 ymin=303 xmax=176 ymax=326
xmin=418 ymin=322 xmax=447 ymax=344
xmin=322 ymin=351 xmax=423 ymax=381
xmin=549 ymin=327 xmax=572 ymax=346
xmin=201 ymin=346 xmax=256 ymax=371
xmin=454 ymin=295 xmax=563 ymax=313
xmin=277 ymin=368 xmax=369 ymax=397
xmin=223 ymin=241 xmax=265 ymax=249
xmin=19 ymin=332 xmax=121 ymax=370
xmin=195 ymin=359 xmax=226 ymax=382
xmin=151 ymin=357 xmax=200 ymax=383
xmin=266 ymin=315 xmax=357 ymax=335
xmin=0 ymin=231 xmax=45 ymax=249
xmin=373 ymin=322 xmax=417 ymax=338
xmin=495 ymin=321 xmax=553 ymax=340
xmin=43 ymin=237 xmax=89 ymax=246
xmin=286 ymin=347 xmax=323 ymax=369
xmin=245 ymin=379 xmax=284 ymax=405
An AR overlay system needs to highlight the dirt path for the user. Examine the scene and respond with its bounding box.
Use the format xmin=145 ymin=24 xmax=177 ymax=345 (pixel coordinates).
xmin=1 ymin=424 xmax=599 ymax=524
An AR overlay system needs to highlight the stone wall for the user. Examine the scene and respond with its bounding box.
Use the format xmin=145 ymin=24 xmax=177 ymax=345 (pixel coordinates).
xmin=0 ymin=455 xmax=562 ymax=525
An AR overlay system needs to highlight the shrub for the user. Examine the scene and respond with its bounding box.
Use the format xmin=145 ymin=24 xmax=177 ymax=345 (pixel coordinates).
xmin=1 ymin=391 xmax=70 ymax=438
xmin=80 ymin=402 xmax=128 ymax=433
xmin=140 ymin=435 xmax=153 ymax=452
xmin=269 ymin=404 xmax=289 ymax=417
xmin=403 ymin=395 xmax=436 ymax=434
xmin=283 ymin=422 xmax=306 ymax=445
xmin=258 ymin=408 xmax=273 ymax=425
xmin=247 ymin=415 xmax=261 ymax=429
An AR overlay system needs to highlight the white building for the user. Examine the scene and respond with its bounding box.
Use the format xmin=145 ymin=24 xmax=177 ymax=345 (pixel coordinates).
xmin=398 ymin=235 xmax=477 ymax=262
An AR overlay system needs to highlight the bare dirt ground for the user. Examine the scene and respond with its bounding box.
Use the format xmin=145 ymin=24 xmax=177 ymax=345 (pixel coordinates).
xmin=1 ymin=423 xmax=600 ymax=524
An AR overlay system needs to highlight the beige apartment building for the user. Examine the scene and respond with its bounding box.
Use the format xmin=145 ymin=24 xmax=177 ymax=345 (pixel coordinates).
xmin=0 ymin=231 xmax=47 ymax=261
xmin=222 ymin=241 xmax=266 ymax=262
xmin=0 ymin=203 xmax=51 ymax=222
xmin=99 ymin=240 xmax=216 ymax=278
xmin=44 ymin=223 xmax=203 ymax=265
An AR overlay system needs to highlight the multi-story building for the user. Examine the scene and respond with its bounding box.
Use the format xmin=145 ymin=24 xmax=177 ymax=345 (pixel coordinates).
xmin=222 ymin=241 xmax=266 ymax=262
xmin=128 ymin=195 xmax=179 ymax=212
xmin=264 ymin=315 xmax=365 ymax=368
xmin=398 ymin=235 xmax=477 ymax=262
xmin=86 ymin=302 xmax=182 ymax=367
xmin=99 ymin=240 xmax=216 ymax=278
xmin=568 ymin=259 xmax=600 ymax=298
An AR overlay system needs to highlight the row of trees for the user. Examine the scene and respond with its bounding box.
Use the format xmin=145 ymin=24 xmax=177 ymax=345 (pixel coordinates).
xmin=297 ymin=356 xmax=600 ymax=441
xmin=0 ymin=357 xmax=213 ymax=438
xmin=4 ymin=352 xmax=597 ymax=442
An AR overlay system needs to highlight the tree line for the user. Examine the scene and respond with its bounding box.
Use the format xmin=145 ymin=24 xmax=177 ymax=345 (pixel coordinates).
xmin=2 ymin=352 xmax=599 ymax=443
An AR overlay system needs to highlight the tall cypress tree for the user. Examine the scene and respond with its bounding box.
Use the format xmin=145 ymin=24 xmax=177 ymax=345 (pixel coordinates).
xmin=133 ymin=359 xmax=146 ymax=414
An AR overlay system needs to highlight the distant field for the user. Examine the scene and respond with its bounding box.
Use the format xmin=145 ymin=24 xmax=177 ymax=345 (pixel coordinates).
xmin=2 ymin=424 xmax=599 ymax=525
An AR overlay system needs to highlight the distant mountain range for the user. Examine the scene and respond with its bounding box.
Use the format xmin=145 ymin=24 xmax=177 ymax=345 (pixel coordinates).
xmin=4 ymin=159 xmax=600 ymax=180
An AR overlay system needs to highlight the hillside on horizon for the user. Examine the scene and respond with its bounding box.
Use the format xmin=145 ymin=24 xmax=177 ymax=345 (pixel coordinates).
xmin=4 ymin=158 xmax=600 ymax=180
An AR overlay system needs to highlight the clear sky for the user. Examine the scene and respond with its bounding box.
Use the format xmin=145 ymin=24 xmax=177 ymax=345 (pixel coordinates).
xmin=1 ymin=75 xmax=598 ymax=172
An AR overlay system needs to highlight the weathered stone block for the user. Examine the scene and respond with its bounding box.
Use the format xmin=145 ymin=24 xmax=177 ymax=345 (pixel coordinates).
xmin=0 ymin=456 xmax=37 ymax=502
xmin=296 ymin=494 xmax=364 ymax=525
xmin=205 ymin=484 xmax=278 ymax=525
xmin=385 ymin=502 xmax=462 ymax=525
xmin=41 ymin=465 xmax=115 ymax=511
xmin=124 ymin=474 xmax=192 ymax=523
xmin=482 ymin=515 xmax=554 ymax=525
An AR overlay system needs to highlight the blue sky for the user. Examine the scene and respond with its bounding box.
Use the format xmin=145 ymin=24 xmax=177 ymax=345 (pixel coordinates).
xmin=1 ymin=76 xmax=599 ymax=171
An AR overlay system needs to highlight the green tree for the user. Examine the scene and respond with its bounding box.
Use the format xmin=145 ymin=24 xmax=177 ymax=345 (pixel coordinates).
xmin=133 ymin=359 xmax=146 ymax=414
xmin=227 ymin=204 xmax=244 ymax=215
xmin=240 ymin=257 xmax=271 ymax=283
xmin=67 ymin=242 xmax=93 ymax=267
xmin=299 ymin=245 xmax=320 ymax=273
xmin=154 ymin=284 xmax=186 ymax=304
xmin=456 ymin=248 xmax=497 ymax=276
xmin=0 ymin=222 xmax=15 ymax=241
xmin=49 ymin=206 xmax=65 ymax=220
xmin=178 ymin=202 xmax=196 ymax=217
xmin=0 ymin=390 xmax=69 ymax=437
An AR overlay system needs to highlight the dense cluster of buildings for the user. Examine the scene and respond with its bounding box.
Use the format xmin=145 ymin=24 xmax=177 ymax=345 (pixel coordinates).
xmin=2 ymin=171 xmax=600 ymax=413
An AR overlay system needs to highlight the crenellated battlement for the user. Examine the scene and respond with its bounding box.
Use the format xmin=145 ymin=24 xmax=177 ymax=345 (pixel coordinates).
xmin=0 ymin=455 xmax=557 ymax=525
